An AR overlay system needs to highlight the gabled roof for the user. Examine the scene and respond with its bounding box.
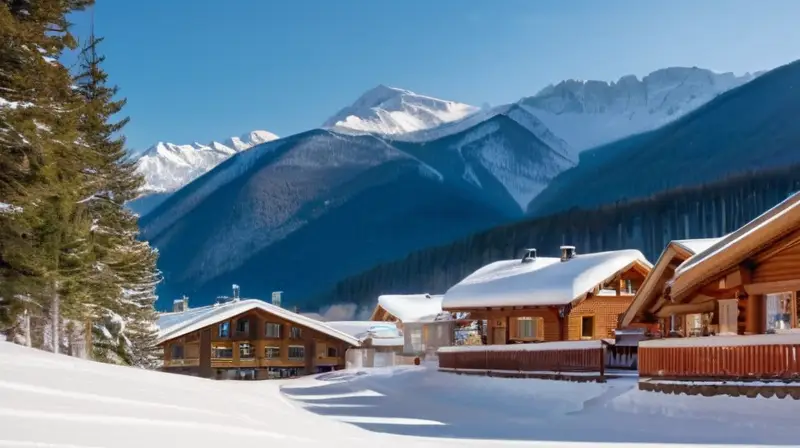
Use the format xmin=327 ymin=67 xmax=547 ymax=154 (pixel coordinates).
xmin=442 ymin=249 xmax=652 ymax=309
xmin=619 ymin=237 xmax=723 ymax=327
xmin=375 ymin=294 xmax=444 ymax=323
xmin=324 ymin=321 xmax=404 ymax=347
xmin=669 ymin=191 xmax=800 ymax=302
xmin=156 ymin=299 xmax=360 ymax=346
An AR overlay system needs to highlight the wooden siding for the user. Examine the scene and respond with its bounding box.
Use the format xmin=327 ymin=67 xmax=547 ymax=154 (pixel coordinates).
xmin=752 ymin=240 xmax=800 ymax=284
xmin=569 ymin=295 xmax=634 ymax=340
xmin=160 ymin=308 xmax=350 ymax=376
xmin=438 ymin=346 xmax=605 ymax=376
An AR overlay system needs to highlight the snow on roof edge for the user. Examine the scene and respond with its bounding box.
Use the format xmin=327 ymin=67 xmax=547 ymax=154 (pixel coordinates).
xmin=157 ymin=299 xmax=360 ymax=346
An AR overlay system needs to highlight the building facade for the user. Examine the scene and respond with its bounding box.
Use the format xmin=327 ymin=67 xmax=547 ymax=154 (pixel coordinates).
xmin=158 ymin=299 xmax=359 ymax=380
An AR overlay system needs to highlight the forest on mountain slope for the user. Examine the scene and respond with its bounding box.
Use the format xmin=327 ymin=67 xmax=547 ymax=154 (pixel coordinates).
xmin=310 ymin=165 xmax=800 ymax=311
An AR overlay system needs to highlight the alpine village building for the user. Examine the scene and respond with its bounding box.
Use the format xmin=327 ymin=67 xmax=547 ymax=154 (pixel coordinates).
xmin=441 ymin=246 xmax=653 ymax=344
xmin=157 ymin=294 xmax=359 ymax=380
xmin=623 ymin=190 xmax=800 ymax=395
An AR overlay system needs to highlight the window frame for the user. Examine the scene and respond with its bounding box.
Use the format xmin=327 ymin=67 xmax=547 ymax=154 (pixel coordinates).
xmin=211 ymin=344 xmax=233 ymax=359
xmin=218 ymin=322 xmax=230 ymax=338
xmin=288 ymin=345 xmax=305 ymax=360
xmin=236 ymin=318 xmax=250 ymax=334
xmin=238 ymin=342 xmax=254 ymax=359
xmin=265 ymin=322 xmax=282 ymax=338
xmin=290 ymin=326 xmax=303 ymax=339
xmin=580 ymin=315 xmax=595 ymax=339
xmin=265 ymin=346 xmax=281 ymax=359
xmin=171 ymin=344 xmax=184 ymax=360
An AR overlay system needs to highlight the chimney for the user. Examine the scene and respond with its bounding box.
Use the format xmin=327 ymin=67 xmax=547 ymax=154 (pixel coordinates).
xmin=271 ymin=291 xmax=283 ymax=308
xmin=172 ymin=296 xmax=189 ymax=312
xmin=560 ymin=245 xmax=576 ymax=262
xmin=521 ymin=248 xmax=537 ymax=263
xmin=232 ymin=284 xmax=240 ymax=301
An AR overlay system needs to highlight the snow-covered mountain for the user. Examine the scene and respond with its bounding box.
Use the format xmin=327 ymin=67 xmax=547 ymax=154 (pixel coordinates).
xmin=323 ymin=85 xmax=479 ymax=135
xmin=135 ymin=130 xmax=279 ymax=194
xmin=521 ymin=67 xmax=761 ymax=151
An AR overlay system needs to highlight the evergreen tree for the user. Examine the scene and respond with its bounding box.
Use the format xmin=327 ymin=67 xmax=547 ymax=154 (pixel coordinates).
xmin=74 ymin=29 xmax=162 ymax=367
xmin=0 ymin=0 xmax=94 ymax=347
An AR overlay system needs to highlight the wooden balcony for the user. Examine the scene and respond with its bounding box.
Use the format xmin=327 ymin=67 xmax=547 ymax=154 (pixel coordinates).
xmin=638 ymin=334 xmax=800 ymax=399
xmin=164 ymin=358 xmax=199 ymax=368
xmin=438 ymin=340 xmax=608 ymax=382
xmin=639 ymin=334 xmax=800 ymax=379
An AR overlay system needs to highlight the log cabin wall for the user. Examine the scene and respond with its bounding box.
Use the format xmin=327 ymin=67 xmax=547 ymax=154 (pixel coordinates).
xmin=568 ymin=295 xmax=634 ymax=340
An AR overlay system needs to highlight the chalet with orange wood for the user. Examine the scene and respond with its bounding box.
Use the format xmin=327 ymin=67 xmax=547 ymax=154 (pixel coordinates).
xmin=441 ymin=247 xmax=652 ymax=344
xmin=626 ymin=191 xmax=800 ymax=397
xmin=157 ymin=297 xmax=359 ymax=380
xmin=369 ymin=294 xmax=455 ymax=356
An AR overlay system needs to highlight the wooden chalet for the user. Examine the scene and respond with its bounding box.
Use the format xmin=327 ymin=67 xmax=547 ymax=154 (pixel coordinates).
xmin=441 ymin=247 xmax=652 ymax=344
xmin=369 ymin=294 xmax=455 ymax=356
xmin=625 ymin=191 xmax=800 ymax=395
xmin=157 ymin=298 xmax=359 ymax=380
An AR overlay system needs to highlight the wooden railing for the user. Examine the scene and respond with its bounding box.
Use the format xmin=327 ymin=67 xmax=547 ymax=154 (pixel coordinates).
xmin=438 ymin=340 xmax=607 ymax=380
xmin=164 ymin=358 xmax=199 ymax=368
xmin=639 ymin=336 xmax=800 ymax=380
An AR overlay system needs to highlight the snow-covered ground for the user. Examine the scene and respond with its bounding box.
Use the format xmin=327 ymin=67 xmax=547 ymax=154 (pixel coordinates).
xmin=0 ymin=342 xmax=795 ymax=447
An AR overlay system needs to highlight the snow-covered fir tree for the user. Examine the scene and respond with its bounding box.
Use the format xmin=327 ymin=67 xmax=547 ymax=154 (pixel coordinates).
xmin=74 ymin=29 xmax=162 ymax=368
xmin=1 ymin=1 xmax=162 ymax=368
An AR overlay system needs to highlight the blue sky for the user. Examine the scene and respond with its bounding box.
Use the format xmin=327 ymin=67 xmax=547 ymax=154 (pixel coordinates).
xmin=68 ymin=0 xmax=800 ymax=151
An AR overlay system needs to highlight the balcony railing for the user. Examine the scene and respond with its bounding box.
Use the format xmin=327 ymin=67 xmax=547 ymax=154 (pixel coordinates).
xmin=165 ymin=358 xmax=199 ymax=368
xmin=438 ymin=340 xmax=608 ymax=380
xmin=639 ymin=334 xmax=800 ymax=380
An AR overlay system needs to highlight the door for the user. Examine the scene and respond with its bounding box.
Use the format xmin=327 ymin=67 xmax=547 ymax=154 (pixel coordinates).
xmin=493 ymin=327 xmax=506 ymax=345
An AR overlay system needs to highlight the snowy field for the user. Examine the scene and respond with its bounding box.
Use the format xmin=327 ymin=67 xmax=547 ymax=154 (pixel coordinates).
xmin=0 ymin=342 xmax=797 ymax=447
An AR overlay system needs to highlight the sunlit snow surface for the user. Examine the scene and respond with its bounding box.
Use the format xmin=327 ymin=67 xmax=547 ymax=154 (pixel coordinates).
xmin=0 ymin=342 xmax=795 ymax=447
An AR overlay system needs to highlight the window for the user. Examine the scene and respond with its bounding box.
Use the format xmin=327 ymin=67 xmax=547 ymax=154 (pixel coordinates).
xmin=171 ymin=344 xmax=184 ymax=359
xmin=581 ymin=316 xmax=595 ymax=339
xmin=212 ymin=345 xmax=233 ymax=359
xmin=288 ymin=346 xmax=305 ymax=360
xmin=236 ymin=319 xmax=250 ymax=334
xmin=218 ymin=322 xmax=230 ymax=338
xmin=685 ymin=313 xmax=703 ymax=337
xmin=265 ymin=346 xmax=281 ymax=359
xmin=290 ymin=327 xmax=302 ymax=339
xmin=265 ymin=323 xmax=281 ymax=338
xmin=766 ymin=292 xmax=793 ymax=332
xmin=516 ymin=317 xmax=540 ymax=339
xmin=327 ymin=347 xmax=338 ymax=357
xmin=239 ymin=342 xmax=254 ymax=359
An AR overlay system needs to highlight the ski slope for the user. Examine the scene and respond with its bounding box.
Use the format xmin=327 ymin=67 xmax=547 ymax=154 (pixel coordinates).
xmin=0 ymin=342 xmax=794 ymax=447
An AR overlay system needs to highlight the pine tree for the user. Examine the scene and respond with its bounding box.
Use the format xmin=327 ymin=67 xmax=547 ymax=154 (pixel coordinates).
xmin=73 ymin=28 xmax=162 ymax=367
xmin=0 ymin=0 xmax=95 ymax=347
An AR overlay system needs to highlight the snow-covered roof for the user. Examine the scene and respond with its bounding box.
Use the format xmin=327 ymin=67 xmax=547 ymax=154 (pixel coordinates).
xmin=619 ymin=237 xmax=724 ymax=328
xmin=156 ymin=299 xmax=360 ymax=346
xmin=377 ymin=294 xmax=444 ymax=323
xmin=443 ymin=250 xmax=652 ymax=309
xmin=324 ymin=321 xmax=404 ymax=347
xmin=672 ymin=237 xmax=725 ymax=256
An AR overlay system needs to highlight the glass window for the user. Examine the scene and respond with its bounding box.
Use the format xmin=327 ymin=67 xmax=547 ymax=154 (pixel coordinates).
xmin=239 ymin=342 xmax=254 ymax=359
xmin=766 ymin=292 xmax=793 ymax=332
xmin=236 ymin=319 xmax=249 ymax=334
xmin=685 ymin=313 xmax=703 ymax=337
xmin=517 ymin=317 xmax=539 ymax=338
xmin=265 ymin=323 xmax=281 ymax=338
xmin=212 ymin=345 xmax=233 ymax=358
xmin=171 ymin=344 xmax=184 ymax=359
xmin=581 ymin=316 xmax=595 ymax=338
xmin=288 ymin=346 xmax=305 ymax=360
xmin=218 ymin=322 xmax=230 ymax=338
xmin=265 ymin=346 xmax=280 ymax=359
xmin=327 ymin=347 xmax=337 ymax=357
xmin=290 ymin=327 xmax=302 ymax=339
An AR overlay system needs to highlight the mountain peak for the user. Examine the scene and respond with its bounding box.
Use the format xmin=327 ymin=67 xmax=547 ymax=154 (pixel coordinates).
xmin=135 ymin=129 xmax=279 ymax=194
xmin=521 ymin=66 xmax=760 ymax=151
xmin=322 ymin=85 xmax=479 ymax=136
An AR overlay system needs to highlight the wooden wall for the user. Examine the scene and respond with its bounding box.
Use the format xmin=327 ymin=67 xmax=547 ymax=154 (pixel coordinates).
xmin=568 ymin=295 xmax=634 ymax=340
